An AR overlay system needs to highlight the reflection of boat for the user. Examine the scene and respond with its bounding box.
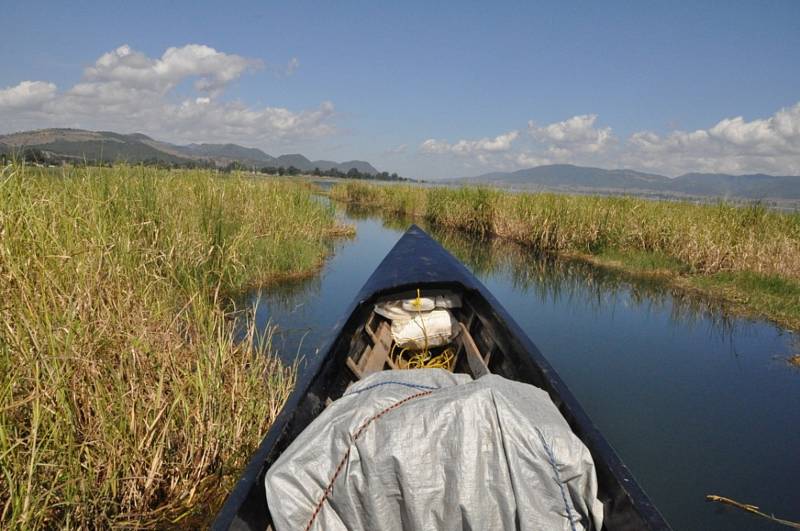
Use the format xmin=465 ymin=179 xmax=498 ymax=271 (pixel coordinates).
xmin=214 ymin=225 xmax=670 ymax=530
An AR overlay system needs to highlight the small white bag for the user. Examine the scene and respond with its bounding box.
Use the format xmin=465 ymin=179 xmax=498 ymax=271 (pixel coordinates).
xmin=390 ymin=309 xmax=459 ymax=350
xmin=374 ymin=294 xmax=462 ymax=321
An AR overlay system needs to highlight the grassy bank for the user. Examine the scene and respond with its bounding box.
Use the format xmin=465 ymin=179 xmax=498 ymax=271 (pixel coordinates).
xmin=331 ymin=182 xmax=800 ymax=330
xmin=0 ymin=163 xmax=346 ymax=528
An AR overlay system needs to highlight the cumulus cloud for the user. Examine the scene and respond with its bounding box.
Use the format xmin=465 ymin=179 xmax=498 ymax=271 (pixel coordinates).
xmin=0 ymin=44 xmax=335 ymax=146
xmin=163 ymin=98 xmax=335 ymax=141
xmin=0 ymin=81 xmax=57 ymax=108
xmin=419 ymin=105 xmax=800 ymax=176
xmin=384 ymin=143 xmax=408 ymax=155
xmin=419 ymin=118 xmax=614 ymax=172
xmin=84 ymin=44 xmax=260 ymax=96
xmin=625 ymin=102 xmax=800 ymax=174
xmin=512 ymin=152 xmax=551 ymax=168
xmin=595 ymin=107 xmax=800 ymax=174
xmin=528 ymin=114 xmax=614 ymax=154
xmin=420 ymin=130 xmax=519 ymax=156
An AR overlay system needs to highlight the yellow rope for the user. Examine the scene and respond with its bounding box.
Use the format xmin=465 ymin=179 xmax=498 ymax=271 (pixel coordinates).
xmin=391 ymin=344 xmax=455 ymax=370
xmin=390 ymin=288 xmax=456 ymax=370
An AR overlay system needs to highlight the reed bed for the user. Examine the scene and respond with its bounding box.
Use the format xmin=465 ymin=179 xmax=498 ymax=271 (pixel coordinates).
xmin=0 ymin=163 xmax=343 ymax=528
xmin=330 ymin=182 xmax=426 ymax=217
xmin=331 ymin=181 xmax=800 ymax=327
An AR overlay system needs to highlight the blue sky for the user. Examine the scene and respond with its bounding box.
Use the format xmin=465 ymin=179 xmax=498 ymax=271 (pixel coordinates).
xmin=1 ymin=1 xmax=799 ymax=178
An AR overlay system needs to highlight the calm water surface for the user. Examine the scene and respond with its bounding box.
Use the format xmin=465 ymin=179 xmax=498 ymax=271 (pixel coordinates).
xmin=242 ymin=203 xmax=800 ymax=531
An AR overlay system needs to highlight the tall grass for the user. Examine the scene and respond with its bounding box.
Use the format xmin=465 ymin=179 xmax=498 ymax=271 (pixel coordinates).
xmin=331 ymin=181 xmax=800 ymax=328
xmin=0 ymin=163 xmax=343 ymax=527
xmin=331 ymin=182 xmax=800 ymax=279
xmin=329 ymin=182 xmax=426 ymax=217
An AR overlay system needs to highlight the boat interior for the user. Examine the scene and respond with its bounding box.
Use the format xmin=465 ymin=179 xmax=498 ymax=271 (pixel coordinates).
xmin=264 ymin=283 xmax=564 ymax=463
xmin=326 ymin=287 xmax=516 ymax=402
xmin=259 ymin=286 xmax=524 ymax=531
xmin=231 ymin=284 xmax=660 ymax=531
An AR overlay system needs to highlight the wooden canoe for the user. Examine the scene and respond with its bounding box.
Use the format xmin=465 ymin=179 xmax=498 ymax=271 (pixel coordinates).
xmin=213 ymin=225 xmax=670 ymax=530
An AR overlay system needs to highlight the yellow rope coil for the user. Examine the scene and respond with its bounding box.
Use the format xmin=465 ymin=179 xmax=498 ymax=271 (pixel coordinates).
xmin=391 ymin=344 xmax=455 ymax=370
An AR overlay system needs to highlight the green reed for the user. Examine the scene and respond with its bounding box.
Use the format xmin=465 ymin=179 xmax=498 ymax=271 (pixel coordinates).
xmin=0 ymin=163 xmax=345 ymax=527
xmin=331 ymin=181 xmax=800 ymax=329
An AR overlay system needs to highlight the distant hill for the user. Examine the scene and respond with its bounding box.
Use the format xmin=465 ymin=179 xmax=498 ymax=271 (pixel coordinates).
xmin=463 ymin=164 xmax=669 ymax=190
xmin=458 ymin=164 xmax=800 ymax=203
xmin=178 ymin=143 xmax=276 ymax=166
xmin=0 ymin=129 xmax=189 ymax=165
xmin=0 ymin=128 xmax=380 ymax=174
xmin=274 ymin=153 xmax=313 ymax=169
xmin=669 ymin=172 xmax=800 ymax=200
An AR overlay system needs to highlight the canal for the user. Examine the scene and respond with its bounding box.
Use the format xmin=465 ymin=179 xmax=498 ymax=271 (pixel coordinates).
xmin=242 ymin=201 xmax=800 ymax=531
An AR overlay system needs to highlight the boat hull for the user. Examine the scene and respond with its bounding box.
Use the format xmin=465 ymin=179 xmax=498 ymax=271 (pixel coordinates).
xmin=213 ymin=225 xmax=670 ymax=530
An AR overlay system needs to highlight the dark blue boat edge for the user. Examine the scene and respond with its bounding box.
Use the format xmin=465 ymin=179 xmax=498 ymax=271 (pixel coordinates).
xmin=212 ymin=225 xmax=671 ymax=530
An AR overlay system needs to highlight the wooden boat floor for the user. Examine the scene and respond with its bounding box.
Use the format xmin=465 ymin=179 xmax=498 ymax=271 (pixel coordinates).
xmin=343 ymin=296 xmax=492 ymax=392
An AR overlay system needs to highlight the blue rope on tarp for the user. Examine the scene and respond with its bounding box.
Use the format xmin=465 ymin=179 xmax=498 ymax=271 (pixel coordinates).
xmin=536 ymin=427 xmax=580 ymax=531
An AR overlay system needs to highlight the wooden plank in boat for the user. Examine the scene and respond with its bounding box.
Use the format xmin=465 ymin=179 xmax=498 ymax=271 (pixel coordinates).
xmin=362 ymin=321 xmax=392 ymax=375
xmin=459 ymin=322 xmax=489 ymax=378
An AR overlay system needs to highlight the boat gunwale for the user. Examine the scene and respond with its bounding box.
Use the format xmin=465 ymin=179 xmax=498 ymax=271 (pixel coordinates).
xmin=213 ymin=225 xmax=670 ymax=531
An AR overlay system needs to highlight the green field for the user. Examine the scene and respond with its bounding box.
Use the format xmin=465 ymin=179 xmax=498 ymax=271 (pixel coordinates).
xmin=330 ymin=182 xmax=800 ymax=330
xmin=0 ymin=163 xmax=347 ymax=528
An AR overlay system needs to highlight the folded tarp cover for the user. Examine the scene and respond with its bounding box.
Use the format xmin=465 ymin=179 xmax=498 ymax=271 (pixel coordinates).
xmin=265 ymin=369 xmax=604 ymax=530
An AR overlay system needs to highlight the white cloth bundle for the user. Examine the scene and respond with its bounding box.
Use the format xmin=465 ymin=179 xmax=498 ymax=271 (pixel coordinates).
xmin=390 ymin=309 xmax=459 ymax=350
xmin=374 ymin=294 xmax=462 ymax=349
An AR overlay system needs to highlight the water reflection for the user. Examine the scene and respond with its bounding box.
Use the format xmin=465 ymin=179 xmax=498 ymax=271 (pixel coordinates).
xmin=241 ymin=200 xmax=800 ymax=531
xmin=256 ymin=273 xmax=322 ymax=316
xmin=368 ymin=206 xmax=743 ymax=341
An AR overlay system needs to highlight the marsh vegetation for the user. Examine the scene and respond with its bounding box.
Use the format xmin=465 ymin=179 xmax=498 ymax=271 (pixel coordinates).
xmin=0 ymin=163 xmax=346 ymax=527
xmin=330 ymin=182 xmax=800 ymax=330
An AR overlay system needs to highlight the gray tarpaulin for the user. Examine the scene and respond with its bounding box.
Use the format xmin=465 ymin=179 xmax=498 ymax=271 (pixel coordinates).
xmin=265 ymin=370 xmax=604 ymax=530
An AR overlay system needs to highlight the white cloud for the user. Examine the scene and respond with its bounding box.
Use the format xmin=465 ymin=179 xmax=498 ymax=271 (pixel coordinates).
xmin=84 ymin=44 xmax=259 ymax=95
xmin=419 ymin=138 xmax=448 ymax=154
xmin=420 ymin=105 xmax=800 ymax=176
xmin=384 ymin=143 xmax=408 ymax=155
xmin=0 ymin=44 xmax=335 ymax=146
xmin=513 ymin=152 xmax=551 ymax=167
xmin=419 ymin=118 xmax=613 ymax=173
xmin=0 ymin=81 xmax=57 ymax=109
xmin=528 ymin=114 xmax=614 ymax=154
xmin=163 ymin=98 xmax=336 ymax=141
xmin=625 ymin=102 xmax=800 ymax=174
xmin=420 ymin=130 xmax=519 ymax=157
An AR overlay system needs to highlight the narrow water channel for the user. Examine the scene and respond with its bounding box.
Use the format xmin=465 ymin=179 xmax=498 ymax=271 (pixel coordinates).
xmin=242 ymin=201 xmax=800 ymax=531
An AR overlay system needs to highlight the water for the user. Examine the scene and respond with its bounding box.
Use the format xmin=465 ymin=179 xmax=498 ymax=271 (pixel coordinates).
xmin=242 ymin=202 xmax=800 ymax=531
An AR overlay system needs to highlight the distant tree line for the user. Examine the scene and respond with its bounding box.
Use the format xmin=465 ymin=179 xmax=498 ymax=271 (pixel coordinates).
xmin=253 ymin=165 xmax=409 ymax=181
xmin=2 ymin=149 xmax=218 ymax=170
xmin=3 ymin=148 xmax=51 ymax=165
xmin=139 ymin=158 xmax=216 ymax=170
xmin=1 ymin=149 xmax=410 ymax=181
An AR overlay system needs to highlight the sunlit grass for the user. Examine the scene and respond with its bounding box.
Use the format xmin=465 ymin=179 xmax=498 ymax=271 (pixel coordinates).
xmin=687 ymin=272 xmax=800 ymax=329
xmin=0 ymin=163 xmax=344 ymax=527
xmin=591 ymin=249 xmax=689 ymax=275
xmin=331 ymin=181 xmax=800 ymax=329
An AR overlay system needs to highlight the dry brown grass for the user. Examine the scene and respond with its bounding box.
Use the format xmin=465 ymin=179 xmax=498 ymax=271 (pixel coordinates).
xmin=331 ymin=182 xmax=800 ymax=279
xmin=0 ymin=163 xmax=343 ymax=528
xmin=331 ymin=181 xmax=800 ymax=329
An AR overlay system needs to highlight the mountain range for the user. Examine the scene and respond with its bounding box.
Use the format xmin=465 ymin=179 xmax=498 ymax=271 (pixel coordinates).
xmin=458 ymin=164 xmax=800 ymax=203
xmin=3 ymin=129 xmax=798 ymax=203
xmin=0 ymin=128 xmax=380 ymax=174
